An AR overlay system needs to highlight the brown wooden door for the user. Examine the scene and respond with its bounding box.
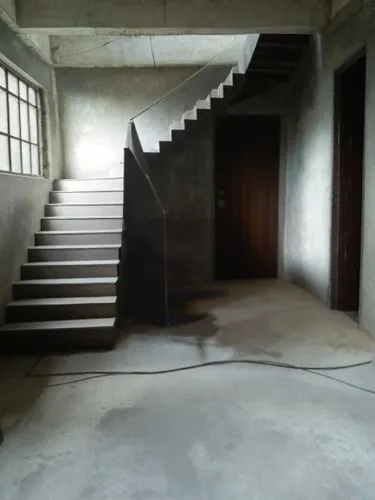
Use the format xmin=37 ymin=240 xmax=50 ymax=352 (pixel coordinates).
xmin=215 ymin=115 xmax=280 ymax=279
xmin=331 ymin=54 xmax=366 ymax=312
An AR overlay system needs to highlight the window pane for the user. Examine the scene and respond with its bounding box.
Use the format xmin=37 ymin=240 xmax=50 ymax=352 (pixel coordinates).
xmin=20 ymin=101 xmax=29 ymax=141
xmin=19 ymin=81 xmax=27 ymax=100
xmin=0 ymin=135 xmax=10 ymax=171
xmin=29 ymin=106 xmax=38 ymax=143
xmin=0 ymin=89 xmax=8 ymax=133
xmin=22 ymin=142 xmax=31 ymax=174
xmin=31 ymin=145 xmax=39 ymax=175
xmin=29 ymin=88 xmax=36 ymax=105
xmin=9 ymin=96 xmax=20 ymax=137
xmin=0 ymin=67 xmax=5 ymax=88
xmin=8 ymin=73 xmax=18 ymax=95
xmin=10 ymin=138 xmax=21 ymax=173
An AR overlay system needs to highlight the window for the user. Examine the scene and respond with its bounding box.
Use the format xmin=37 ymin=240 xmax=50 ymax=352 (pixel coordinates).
xmin=0 ymin=63 xmax=43 ymax=176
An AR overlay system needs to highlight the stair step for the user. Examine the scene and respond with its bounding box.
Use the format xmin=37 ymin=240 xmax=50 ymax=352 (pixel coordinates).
xmin=45 ymin=204 xmax=123 ymax=217
xmin=147 ymin=145 xmax=160 ymax=153
xmin=35 ymin=230 xmax=122 ymax=246
xmin=21 ymin=260 xmax=119 ymax=279
xmin=170 ymin=120 xmax=184 ymax=131
xmin=209 ymin=96 xmax=225 ymax=110
xmin=6 ymin=296 xmax=117 ymax=322
xmin=224 ymin=70 xmax=234 ymax=85
xmin=0 ymin=317 xmax=117 ymax=353
xmin=54 ymin=178 xmax=123 ymax=192
xmin=211 ymin=84 xmax=224 ymax=99
xmin=222 ymin=83 xmax=238 ymax=101
xmin=28 ymin=244 xmax=120 ymax=262
xmin=182 ymin=109 xmax=197 ymax=121
xmin=41 ymin=216 xmax=123 ymax=231
xmin=49 ymin=190 xmax=123 ymax=204
xmin=196 ymin=97 xmax=211 ymax=109
xmin=13 ymin=277 xmax=117 ymax=299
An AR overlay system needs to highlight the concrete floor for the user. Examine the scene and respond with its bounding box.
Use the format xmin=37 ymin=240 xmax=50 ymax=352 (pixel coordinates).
xmin=1 ymin=280 xmax=375 ymax=500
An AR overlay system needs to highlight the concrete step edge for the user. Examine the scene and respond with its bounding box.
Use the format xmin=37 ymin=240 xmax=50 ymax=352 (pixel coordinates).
xmin=50 ymin=190 xmax=124 ymax=194
xmin=8 ymin=296 xmax=117 ymax=306
xmin=23 ymin=260 xmax=120 ymax=267
xmin=36 ymin=230 xmax=122 ymax=235
xmin=13 ymin=277 xmax=118 ymax=285
xmin=29 ymin=244 xmax=121 ymax=250
xmin=46 ymin=203 xmax=123 ymax=207
xmin=42 ymin=216 xmax=123 ymax=220
xmin=1 ymin=317 xmax=116 ymax=331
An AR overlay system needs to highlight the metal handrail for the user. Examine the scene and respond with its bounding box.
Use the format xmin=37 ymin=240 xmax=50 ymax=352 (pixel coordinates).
xmin=130 ymin=41 xmax=242 ymax=122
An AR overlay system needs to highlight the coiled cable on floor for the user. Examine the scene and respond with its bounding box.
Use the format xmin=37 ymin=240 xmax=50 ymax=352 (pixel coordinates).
xmin=25 ymin=356 xmax=375 ymax=394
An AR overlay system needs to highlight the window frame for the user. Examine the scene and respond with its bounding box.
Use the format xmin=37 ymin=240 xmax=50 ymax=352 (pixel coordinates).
xmin=0 ymin=61 xmax=43 ymax=177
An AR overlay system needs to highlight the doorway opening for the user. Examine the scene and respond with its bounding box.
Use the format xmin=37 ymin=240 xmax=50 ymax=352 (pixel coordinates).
xmin=331 ymin=52 xmax=366 ymax=318
xmin=215 ymin=115 xmax=280 ymax=280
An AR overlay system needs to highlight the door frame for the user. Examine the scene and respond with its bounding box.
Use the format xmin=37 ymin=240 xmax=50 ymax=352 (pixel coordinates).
xmin=330 ymin=48 xmax=366 ymax=309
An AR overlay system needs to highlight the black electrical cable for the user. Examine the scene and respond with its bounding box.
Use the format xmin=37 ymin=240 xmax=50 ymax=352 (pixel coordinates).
xmin=25 ymin=356 xmax=375 ymax=394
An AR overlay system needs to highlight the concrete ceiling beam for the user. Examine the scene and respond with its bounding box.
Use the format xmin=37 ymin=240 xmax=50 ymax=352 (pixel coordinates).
xmin=16 ymin=0 xmax=329 ymax=34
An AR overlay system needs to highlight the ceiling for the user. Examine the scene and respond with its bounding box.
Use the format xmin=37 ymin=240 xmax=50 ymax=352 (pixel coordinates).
xmin=50 ymin=35 xmax=247 ymax=67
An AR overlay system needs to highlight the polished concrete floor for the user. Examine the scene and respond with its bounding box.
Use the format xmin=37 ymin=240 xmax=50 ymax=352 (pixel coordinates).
xmin=1 ymin=280 xmax=375 ymax=500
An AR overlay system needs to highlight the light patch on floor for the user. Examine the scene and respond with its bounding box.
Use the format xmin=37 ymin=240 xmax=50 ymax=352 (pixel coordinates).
xmin=0 ymin=280 xmax=375 ymax=500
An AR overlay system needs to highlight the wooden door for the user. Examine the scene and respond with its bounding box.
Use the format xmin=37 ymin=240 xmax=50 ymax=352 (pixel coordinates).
xmin=215 ymin=115 xmax=280 ymax=279
xmin=331 ymin=53 xmax=366 ymax=312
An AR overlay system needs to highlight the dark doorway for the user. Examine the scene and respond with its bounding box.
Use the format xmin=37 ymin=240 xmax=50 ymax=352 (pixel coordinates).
xmin=331 ymin=53 xmax=366 ymax=314
xmin=215 ymin=115 xmax=280 ymax=280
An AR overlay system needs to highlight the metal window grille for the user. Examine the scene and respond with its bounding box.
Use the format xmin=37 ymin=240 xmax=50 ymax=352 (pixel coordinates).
xmin=0 ymin=62 xmax=43 ymax=176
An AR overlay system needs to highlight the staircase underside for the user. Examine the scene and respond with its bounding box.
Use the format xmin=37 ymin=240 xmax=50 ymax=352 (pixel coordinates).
xmin=234 ymin=34 xmax=310 ymax=103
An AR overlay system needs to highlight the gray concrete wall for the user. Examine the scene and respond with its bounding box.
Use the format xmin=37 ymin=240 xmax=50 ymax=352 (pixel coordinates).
xmin=0 ymin=0 xmax=15 ymax=21
xmin=122 ymin=112 xmax=216 ymax=321
xmin=121 ymin=116 xmax=216 ymax=321
xmin=331 ymin=0 xmax=352 ymax=17
xmin=282 ymin=2 xmax=375 ymax=335
xmin=0 ymin=17 xmax=59 ymax=323
xmin=282 ymin=37 xmax=333 ymax=302
xmin=0 ymin=175 xmax=50 ymax=323
xmin=56 ymin=65 xmax=231 ymax=178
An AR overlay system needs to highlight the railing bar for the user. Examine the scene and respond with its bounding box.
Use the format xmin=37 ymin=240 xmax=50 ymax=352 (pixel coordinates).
xmin=130 ymin=42 xmax=240 ymax=121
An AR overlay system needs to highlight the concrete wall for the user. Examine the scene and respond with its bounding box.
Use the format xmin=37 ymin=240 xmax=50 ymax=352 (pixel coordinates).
xmin=0 ymin=0 xmax=15 ymax=21
xmin=0 ymin=175 xmax=50 ymax=323
xmin=56 ymin=65 xmax=231 ymax=178
xmin=282 ymin=2 xmax=375 ymax=334
xmin=122 ymin=110 xmax=216 ymax=322
xmin=282 ymin=38 xmax=333 ymax=302
xmin=331 ymin=0 xmax=352 ymax=16
xmin=0 ymin=17 xmax=60 ymax=322
xmin=26 ymin=33 xmax=51 ymax=62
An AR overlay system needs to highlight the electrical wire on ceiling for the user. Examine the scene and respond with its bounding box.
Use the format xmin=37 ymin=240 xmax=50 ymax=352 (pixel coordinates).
xmin=149 ymin=35 xmax=156 ymax=66
xmin=25 ymin=356 xmax=375 ymax=394
xmin=53 ymin=37 xmax=122 ymax=59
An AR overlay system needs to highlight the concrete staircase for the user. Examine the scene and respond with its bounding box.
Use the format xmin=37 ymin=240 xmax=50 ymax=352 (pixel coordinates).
xmin=147 ymin=67 xmax=246 ymax=155
xmin=0 ymin=177 xmax=123 ymax=353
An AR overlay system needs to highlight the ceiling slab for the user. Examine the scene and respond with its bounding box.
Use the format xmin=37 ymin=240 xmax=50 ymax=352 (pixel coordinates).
xmin=50 ymin=35 xmax=247 ymax=67
xmin=17 ymin=0 xmax=328 ymax=33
